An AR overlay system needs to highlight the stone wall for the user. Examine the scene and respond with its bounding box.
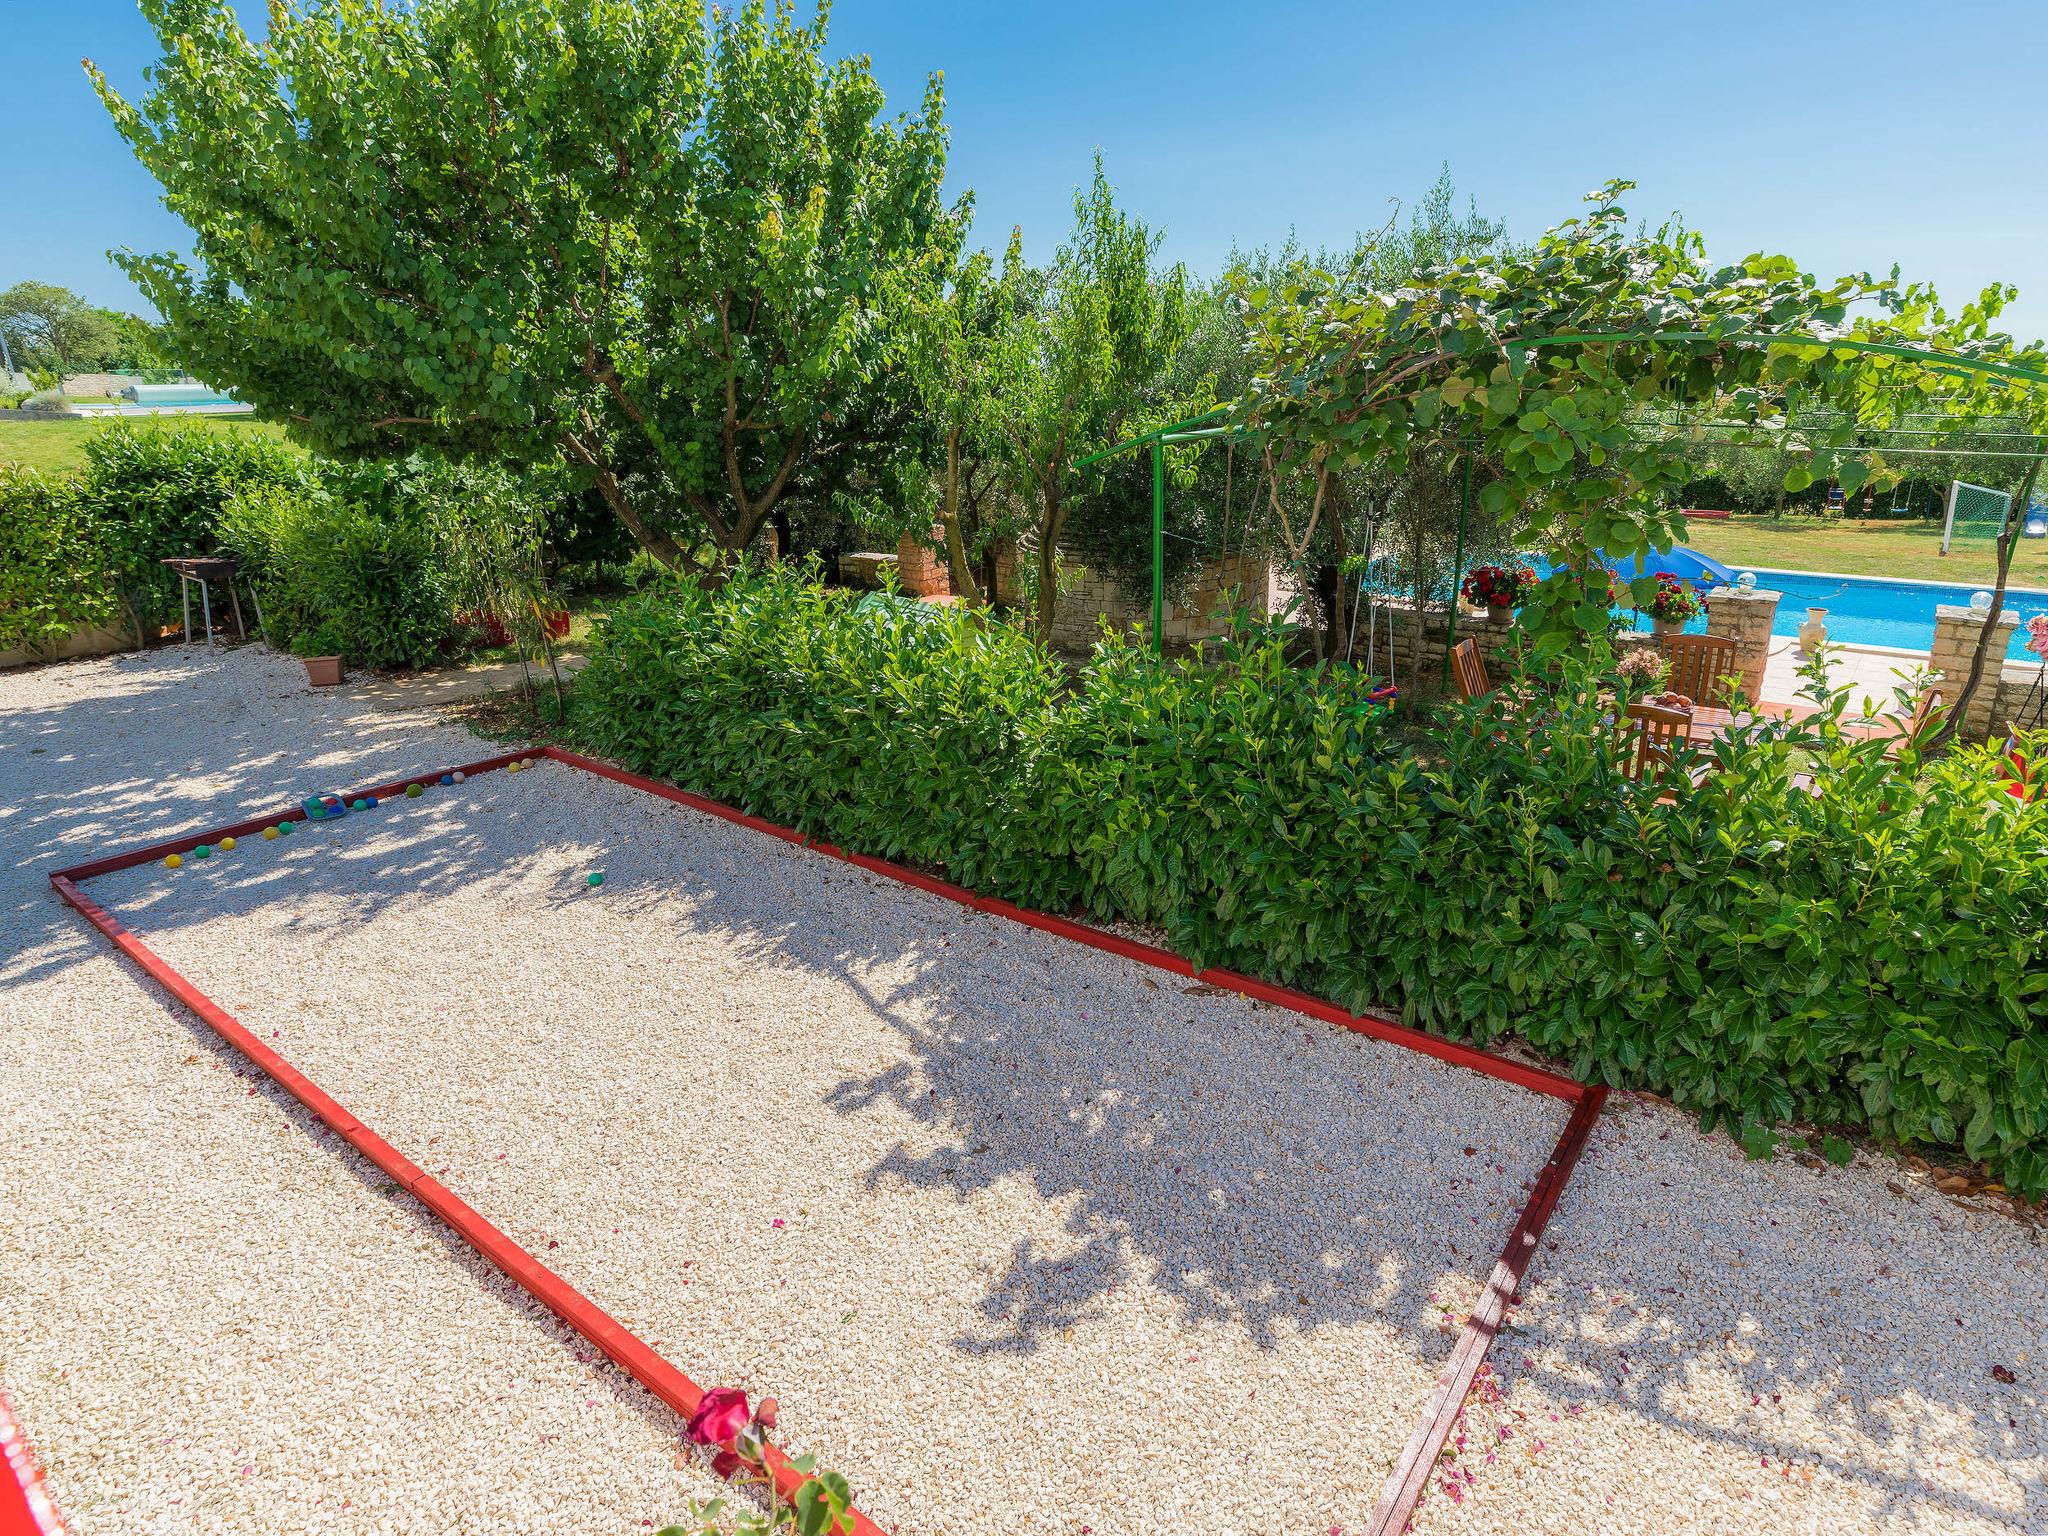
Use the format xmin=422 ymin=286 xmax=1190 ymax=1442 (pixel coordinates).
xmin=1992 ymin=664 xmax=2048 ymax=736
xmin=1048 ymin=550 xmax=1271 ymax=653
xmin=1 ymin=622 xmax=137 ymax=671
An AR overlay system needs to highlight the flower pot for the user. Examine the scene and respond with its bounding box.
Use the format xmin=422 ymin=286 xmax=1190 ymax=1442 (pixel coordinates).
xmin=1797 ymin=607 xmax=1829 ymax=656
xmin=1652 ymin=617 xmax=1684 ymax=636
xmin=302 ymin=655 xmax=343 ymax=687
xmin=1485 ymin=603 xmax=1514 ymax=624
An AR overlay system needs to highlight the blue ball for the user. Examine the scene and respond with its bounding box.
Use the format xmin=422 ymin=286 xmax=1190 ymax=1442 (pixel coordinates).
xmin=439 ymin=774 xmax=453 ymax=787
xmin=364 ymin=795 xmax=378 ymax=809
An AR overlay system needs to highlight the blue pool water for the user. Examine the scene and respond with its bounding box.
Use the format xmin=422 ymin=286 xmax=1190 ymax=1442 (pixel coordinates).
xmin=1636 ymin=568 xmax=2048 ymax=659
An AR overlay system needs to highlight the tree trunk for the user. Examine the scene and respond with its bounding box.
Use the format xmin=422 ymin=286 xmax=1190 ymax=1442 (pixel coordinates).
xmin=1937 ymin=455 xmax=2043 ymax=747
xmin=1032 ymin=487 xmax=1063 ymax=646
xmin=939 ymin=426 xmax=986 ymax=607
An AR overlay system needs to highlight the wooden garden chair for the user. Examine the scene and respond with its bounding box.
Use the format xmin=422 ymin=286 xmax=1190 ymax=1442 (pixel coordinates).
xmin=1656 ymin=632 xmax=1741 ymax=707
xmin=1449 ymin=638 xmax=1492 ymax=701
xmin=1621 ymin=701 xmax=1696 ymax=783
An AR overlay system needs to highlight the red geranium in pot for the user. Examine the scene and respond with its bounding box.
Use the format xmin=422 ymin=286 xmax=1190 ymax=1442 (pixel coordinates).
xmin=1460 ymin=563 xmax=1536 ymax=621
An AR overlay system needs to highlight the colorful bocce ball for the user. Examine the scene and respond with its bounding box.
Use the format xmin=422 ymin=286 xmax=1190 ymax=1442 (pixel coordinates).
xmin=352 ymin=798 xmax=369 ymax=811
xmin=309 ymin=805 xmax=326 ymax=819
xmin=192 ymin=844 xmax=211 ymax=860
xmin=279 ymin=819 xmax=295 ymax=835
xmin=164 ymin=853 xmax=182 ymax=869
xmin=263 ymin=826 xmax=279 ymax=840
xmin=406 ymin=783 xmax=423 ymax=798
xmin=587 ymin=871 xmax=605 ymax=887
xmin=452 ymin=771 xmax=466 ymax=783
xmin=218 ymin=836 xmax=236 ymax=851
xmin=438 ymin=774 xmax=453 ymax=787
xmin=507 ymin=761 xmax=520 ymax=774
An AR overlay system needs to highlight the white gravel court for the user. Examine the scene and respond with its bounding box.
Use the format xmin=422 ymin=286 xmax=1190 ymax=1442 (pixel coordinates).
xmin=6 ymin=645 xmax=2046 ymax=1536
xmin=74 ymin=739 xmax=1568 ymax=1536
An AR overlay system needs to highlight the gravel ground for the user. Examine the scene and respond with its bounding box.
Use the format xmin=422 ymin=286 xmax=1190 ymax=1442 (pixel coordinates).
xmin=77 ymin=739 xmax=1566 ymax=1536
xmin=11 ymin=644 xmax=2042 ymax=1536
xmin=1 ymin=647 xmax=714 ymax=1534
xmin=1411 ymin=1096 xmax=2046 ymax=1536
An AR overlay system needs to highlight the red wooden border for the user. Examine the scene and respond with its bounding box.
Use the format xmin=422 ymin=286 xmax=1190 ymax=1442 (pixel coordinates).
xmin=0 ymin=1390 xmax=67 ymax=1536
xmin=45 ymin=746 xmax=1608 ymax=1536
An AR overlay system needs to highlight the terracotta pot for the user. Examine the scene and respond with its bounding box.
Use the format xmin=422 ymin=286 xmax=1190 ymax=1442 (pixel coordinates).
xmin=1652 ymin=617 xmax=1684 ymax=636
xmin=302 ymin=655 xmax=343 ymax=687
xmin=1486 ymin=603 xmax=1514 ymax=624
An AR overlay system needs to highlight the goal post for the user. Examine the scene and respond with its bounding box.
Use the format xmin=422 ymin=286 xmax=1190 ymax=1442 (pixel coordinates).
xmin=1942 ymin=479 xmax=2012 ymax=555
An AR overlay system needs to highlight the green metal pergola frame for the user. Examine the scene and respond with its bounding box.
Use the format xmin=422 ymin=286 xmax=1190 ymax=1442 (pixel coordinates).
xmin=1072 ymin=333 xmax=2048 ymax=668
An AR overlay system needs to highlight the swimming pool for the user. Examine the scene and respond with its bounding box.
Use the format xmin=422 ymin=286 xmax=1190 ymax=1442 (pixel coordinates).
xmin=1638 ymin=567 xmax=2048 ymax=659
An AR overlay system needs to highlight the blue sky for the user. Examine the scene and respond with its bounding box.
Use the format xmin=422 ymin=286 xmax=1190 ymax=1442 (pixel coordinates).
xmin=5 ymin=0 xmax=2045 ymax=340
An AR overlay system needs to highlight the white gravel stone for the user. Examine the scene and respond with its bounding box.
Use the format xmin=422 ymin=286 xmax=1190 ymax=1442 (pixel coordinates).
xmin=1411 ymin=1094 xmax=2047 ymax=1536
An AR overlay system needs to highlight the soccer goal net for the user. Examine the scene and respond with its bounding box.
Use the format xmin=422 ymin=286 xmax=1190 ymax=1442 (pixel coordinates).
xmin=1942 ymin=480 xmax=2013 ymax=555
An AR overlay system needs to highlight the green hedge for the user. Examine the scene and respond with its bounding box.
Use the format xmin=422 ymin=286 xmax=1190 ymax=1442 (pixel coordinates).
xmin=569 ymin=566 xmax=2048 ymax=1196
xmin=220 ymin=459 xmax=452 ymax=669
xmin=0 ymin=467 xmax=119 ymax=654
xmin=77 ymin=423 xmax=305 ymax=633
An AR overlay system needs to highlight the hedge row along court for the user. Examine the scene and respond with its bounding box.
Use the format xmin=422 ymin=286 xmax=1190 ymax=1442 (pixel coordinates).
xmin=568 ymin=567 xmax=2048 ymax=1198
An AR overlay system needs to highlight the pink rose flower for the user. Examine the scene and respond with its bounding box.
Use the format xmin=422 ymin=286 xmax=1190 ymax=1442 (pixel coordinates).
xmin=687 ymin=1386 xmax=751 ymax=1447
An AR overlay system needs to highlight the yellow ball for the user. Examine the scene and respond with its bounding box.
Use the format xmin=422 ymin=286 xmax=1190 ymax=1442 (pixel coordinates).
xmin=507 ymin=761 xmax=520 ymax=773
xmin=164 ymin=853 xmax=182 ymax=869
xmin=219 ymin=836 xmax=236 ymax=851
xmin=263 ymin=825 xmax=279 ymax=840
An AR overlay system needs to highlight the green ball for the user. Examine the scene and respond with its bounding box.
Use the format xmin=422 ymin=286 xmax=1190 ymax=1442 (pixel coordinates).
xmin=309 ymin=806 xmax=326 ymax=819
xmin=406 ymin=783 xmax=423 ymax=798
xmin=193 ymin=844 xmax=211 ymax=859
xmin=279 ymin=819 xmax=295 ymax=834
xmin=587 ymin=872 xmax=605 ymax=887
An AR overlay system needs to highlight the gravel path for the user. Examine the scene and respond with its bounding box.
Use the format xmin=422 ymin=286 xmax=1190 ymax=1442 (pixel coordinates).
xmin=9 ymin=644 xmax=2042 ymax=1536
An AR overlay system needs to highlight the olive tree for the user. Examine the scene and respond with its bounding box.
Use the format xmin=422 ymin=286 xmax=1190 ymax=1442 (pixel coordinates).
xmin=93 ymin=0 xmax=967 ymax=570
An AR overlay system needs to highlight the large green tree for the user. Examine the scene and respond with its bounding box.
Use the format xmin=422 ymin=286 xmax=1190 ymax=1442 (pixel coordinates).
xmin=0 ymin=282 xmax=124 ymax=379
xmin=93 ymin=0 xmax=967 ymax=569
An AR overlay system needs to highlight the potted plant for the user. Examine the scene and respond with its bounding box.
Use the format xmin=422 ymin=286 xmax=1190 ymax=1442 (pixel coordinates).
xmin=1460 ymin=563 xmax=1535 ymax=622
xmin=1613 ymin=647 xmax=1669 ymax=702
xmin=1644 ymin=572 xmax=1703 ymax=635
xmin=291 ymin=624 xmax=346 ymax=686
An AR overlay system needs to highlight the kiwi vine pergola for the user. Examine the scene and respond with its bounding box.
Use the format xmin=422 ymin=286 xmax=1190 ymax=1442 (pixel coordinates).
xmin=1076 ymin=334 xmax=2048 ymax=684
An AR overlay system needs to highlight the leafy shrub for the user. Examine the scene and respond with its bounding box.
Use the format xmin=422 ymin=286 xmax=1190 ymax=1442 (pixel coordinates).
xmin=78 ymin=422 xmax=303 ymax=632
xmin=570 ymin=568 xmax=2048 ymax=1196
xmin=220 ymin=460 xmax=452 ymax=670
xmin=0 ymin=467 xmax=119 ymax=654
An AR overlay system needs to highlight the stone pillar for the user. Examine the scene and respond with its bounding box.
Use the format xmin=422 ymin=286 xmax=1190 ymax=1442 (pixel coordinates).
xmin=895 ymin=528 xmax=951 ymax=599
xmin=1704 ymin=586 xmax=1781 ymax=705
xmin=1930 ymin=605 xmax=2021 ymax=741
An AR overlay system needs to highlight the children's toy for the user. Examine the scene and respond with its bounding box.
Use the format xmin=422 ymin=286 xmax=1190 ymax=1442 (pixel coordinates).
xmin=218 ymin=836 xmax=236 ymax=851
xmin=438 ymin=774 xmax=453 ymax=787
xmin=263 ymin=826 xmax=280 ymax=840
xmin=406 ymin=783 xmax=423 ymax=798
xmin=193 ymin=844 xmax=211 ymax=860
xmin=452 ymin=771 xmax=466 ymax=784
xmin=164 ymin=853 xmax=182 ymax=869
xmin=588 ymin=871 xmax=605 ymax=887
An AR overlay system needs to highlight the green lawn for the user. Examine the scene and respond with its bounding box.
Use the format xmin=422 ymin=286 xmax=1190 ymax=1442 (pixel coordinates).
xmin=0 ymin=413 xmax=295 ymax=474
xmin=1680 ymin=515 xmax=2048 ymax=588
